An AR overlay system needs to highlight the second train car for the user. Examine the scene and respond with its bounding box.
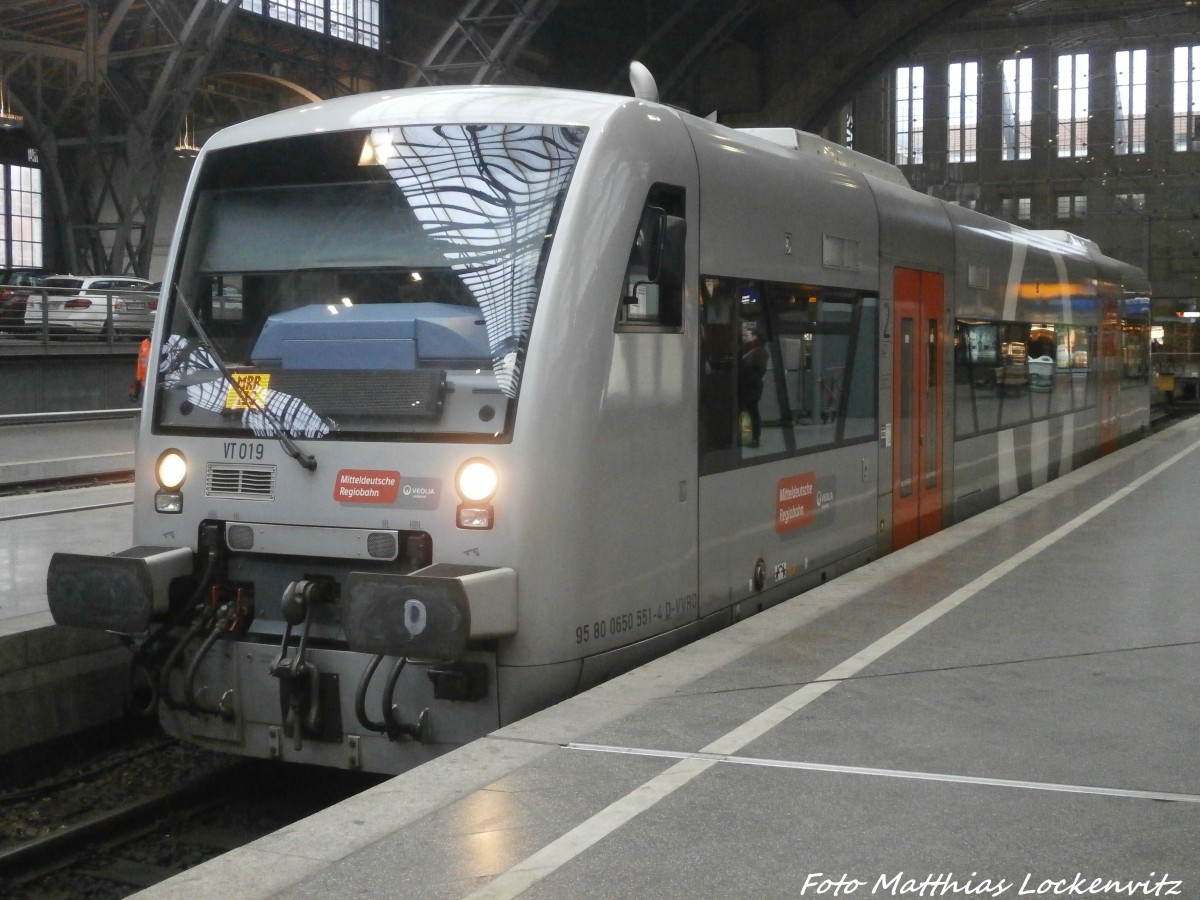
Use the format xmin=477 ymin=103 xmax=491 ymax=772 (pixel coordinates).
xmin=48 ymin=74 xmax=1151 ymax=773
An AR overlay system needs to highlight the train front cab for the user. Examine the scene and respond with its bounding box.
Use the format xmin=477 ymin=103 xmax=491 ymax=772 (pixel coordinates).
xmin=45 ymin=93 xmax=713 ymax=774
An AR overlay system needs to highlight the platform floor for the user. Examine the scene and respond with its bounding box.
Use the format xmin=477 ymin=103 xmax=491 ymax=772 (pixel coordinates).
xmin=110 ymin=416 xmax=1200 ymax=900
xmin=0 ymin=483 xmax=132 ymax=630
xmin=0 ymin=414 xmax=134 ymax=488
xmin=0 ymin=484 xmax=134 ymax=756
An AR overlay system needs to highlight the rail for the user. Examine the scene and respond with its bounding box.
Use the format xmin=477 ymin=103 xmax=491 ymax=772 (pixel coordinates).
xmin=0 ymin=739 xmax=381 ymax=896
xmin=0 ymin=409 xmax=138 ymax=427
xmin=0 ymin=742 xmax=245 ymax=893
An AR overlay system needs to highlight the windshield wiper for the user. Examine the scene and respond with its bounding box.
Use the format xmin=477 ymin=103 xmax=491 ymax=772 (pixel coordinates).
xmin=170 ymin=283 xmax=318 ymax=472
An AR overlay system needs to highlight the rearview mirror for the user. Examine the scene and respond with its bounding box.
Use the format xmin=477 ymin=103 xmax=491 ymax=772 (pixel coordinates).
xmin=624 ymin=206 xmax=686 ymax=303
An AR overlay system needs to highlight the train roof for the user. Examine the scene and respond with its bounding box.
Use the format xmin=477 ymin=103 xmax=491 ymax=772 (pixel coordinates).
xmin=199 ymin=82 xmax=900 ymax=180
xmin=201 ymin=85 xmax=646 ymax=152
xmin=735 ymin=128 xmax=910 ymax=187
xmin=196 ymin=83 xmax=1148 ymax=289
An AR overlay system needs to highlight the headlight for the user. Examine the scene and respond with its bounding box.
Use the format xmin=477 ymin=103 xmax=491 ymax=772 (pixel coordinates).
xmin=456 ymin=458 xmax=498 ymax=502
xmin=156 ymin=450 xmax=187 ymax=489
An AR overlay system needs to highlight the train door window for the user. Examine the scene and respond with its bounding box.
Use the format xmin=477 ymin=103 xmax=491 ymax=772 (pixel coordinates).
xmin=898 ymin=316 xmax=915 ymax=497
xmin=616 ymin=184 xmax=685 ymax=333
xmin=925 ymin=316 xmax=939 ymax=488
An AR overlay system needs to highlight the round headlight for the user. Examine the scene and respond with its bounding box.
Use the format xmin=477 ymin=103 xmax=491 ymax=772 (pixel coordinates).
xmin=157 ymin=450 xmax=188 ymax=490
xmin=456 ymin=458 xmax=498 ymax=502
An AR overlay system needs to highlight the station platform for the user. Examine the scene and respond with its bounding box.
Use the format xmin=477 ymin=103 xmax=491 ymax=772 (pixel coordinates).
xmin=0 ymin=410 xmax=134 ymax=488
xmin=112 ymin=416 xmax=1200 ymax=899
xmin=0 ymin=484 xmax=133 ymax=757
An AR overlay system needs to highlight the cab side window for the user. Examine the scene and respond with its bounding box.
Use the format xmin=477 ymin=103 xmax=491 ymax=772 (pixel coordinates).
xmin=616 ymin=184 xmax=685 ymax=332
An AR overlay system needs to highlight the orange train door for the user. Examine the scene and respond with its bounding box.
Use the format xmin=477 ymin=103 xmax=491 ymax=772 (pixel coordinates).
xmin=892 ymin=267 xmax=945 ymax=550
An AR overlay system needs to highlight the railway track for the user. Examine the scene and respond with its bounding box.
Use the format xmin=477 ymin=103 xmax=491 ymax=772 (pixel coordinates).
xmin=0 ymin=471 xmax=133 ymax=503
xmin=0 ymin=734 xmax=385 ymax=898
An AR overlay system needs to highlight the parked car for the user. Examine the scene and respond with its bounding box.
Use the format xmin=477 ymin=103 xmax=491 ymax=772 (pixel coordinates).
xmin=0 ymin=269 xmax=47 ymax=334
xmin=211 ymin=283 xmax=243 ymax=321
xmin=109 ymin=281 xmax=162 ymax=335
xmin=23 ymin=275 xmax=154 ymax=337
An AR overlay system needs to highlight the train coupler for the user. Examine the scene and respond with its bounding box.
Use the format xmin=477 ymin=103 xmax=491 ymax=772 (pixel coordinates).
xmin=277 ymin=667 xmax=344 ymax=747
xmin=270 ymin=577 xmax=340 ymax=748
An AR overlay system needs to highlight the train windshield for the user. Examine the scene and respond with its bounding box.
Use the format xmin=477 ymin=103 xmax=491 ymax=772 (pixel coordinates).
xmin=155 ymin=123 xmax=587 ymax=441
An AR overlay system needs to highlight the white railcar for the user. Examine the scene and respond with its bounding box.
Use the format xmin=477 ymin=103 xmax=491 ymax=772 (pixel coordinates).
xmin=48 ymin=79 xmax=1151 ymax=773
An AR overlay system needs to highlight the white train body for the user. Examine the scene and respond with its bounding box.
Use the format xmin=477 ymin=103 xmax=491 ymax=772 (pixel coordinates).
xmin=47 ymin=85 xmax=1150 ymax=773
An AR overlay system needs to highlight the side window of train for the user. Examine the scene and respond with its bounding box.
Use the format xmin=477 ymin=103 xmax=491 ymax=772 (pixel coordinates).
xmin=699 ymin=276 xmax=878 ymax=475
xmin=955 ymin=319 xmax=1097 ymax=438
xmin=616 ymin=184 xmax=686 ymax=333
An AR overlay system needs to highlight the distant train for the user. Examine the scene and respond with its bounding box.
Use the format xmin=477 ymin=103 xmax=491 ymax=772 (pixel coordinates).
xmin=48 ymin=70 xmax=1150 ymax=773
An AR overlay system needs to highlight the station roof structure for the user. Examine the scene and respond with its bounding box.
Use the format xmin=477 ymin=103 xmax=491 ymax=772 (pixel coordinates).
xmin=0 ymin=0 xmax=1166 ymax=276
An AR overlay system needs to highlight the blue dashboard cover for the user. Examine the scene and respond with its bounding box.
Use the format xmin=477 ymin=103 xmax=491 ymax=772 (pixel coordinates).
xmin=252 ymin=302 xmax=490 ymax=369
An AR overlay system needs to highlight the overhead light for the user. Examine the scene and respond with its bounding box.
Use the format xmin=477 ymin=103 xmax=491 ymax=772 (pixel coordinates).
xmin=358 ymin=131 xmax=395 ymax=166
xmin=0 ymin=78 xmax=23 ymax=130
xmin=174 ymin=113 xmax=199 ymax=158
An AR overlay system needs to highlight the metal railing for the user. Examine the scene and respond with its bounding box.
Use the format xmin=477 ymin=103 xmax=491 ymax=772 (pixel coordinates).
xmin=0 ymin=286 xmax=159 ymax=350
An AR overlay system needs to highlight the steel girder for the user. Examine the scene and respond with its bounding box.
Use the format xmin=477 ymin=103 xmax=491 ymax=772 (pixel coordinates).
xmin=0 ymin=0 xmax=1083 ymax=280
xmin=405 ymin=0 xmax=560 ymax=87
xmin=0 ymin=0 xmax=243 ymax=276
xmin=754 ymin=0 xmax=985 ymax=131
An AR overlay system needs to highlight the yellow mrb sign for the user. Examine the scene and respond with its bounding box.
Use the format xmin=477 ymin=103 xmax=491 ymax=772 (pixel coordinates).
xmin=224 ymin=372 xmax=271 ymax=409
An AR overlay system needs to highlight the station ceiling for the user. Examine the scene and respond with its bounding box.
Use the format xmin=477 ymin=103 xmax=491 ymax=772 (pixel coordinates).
xmin=0 ymin=0 xmax=1173 ymax=275
xmin=1 ymin=0 xmax=1161 ymax=131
